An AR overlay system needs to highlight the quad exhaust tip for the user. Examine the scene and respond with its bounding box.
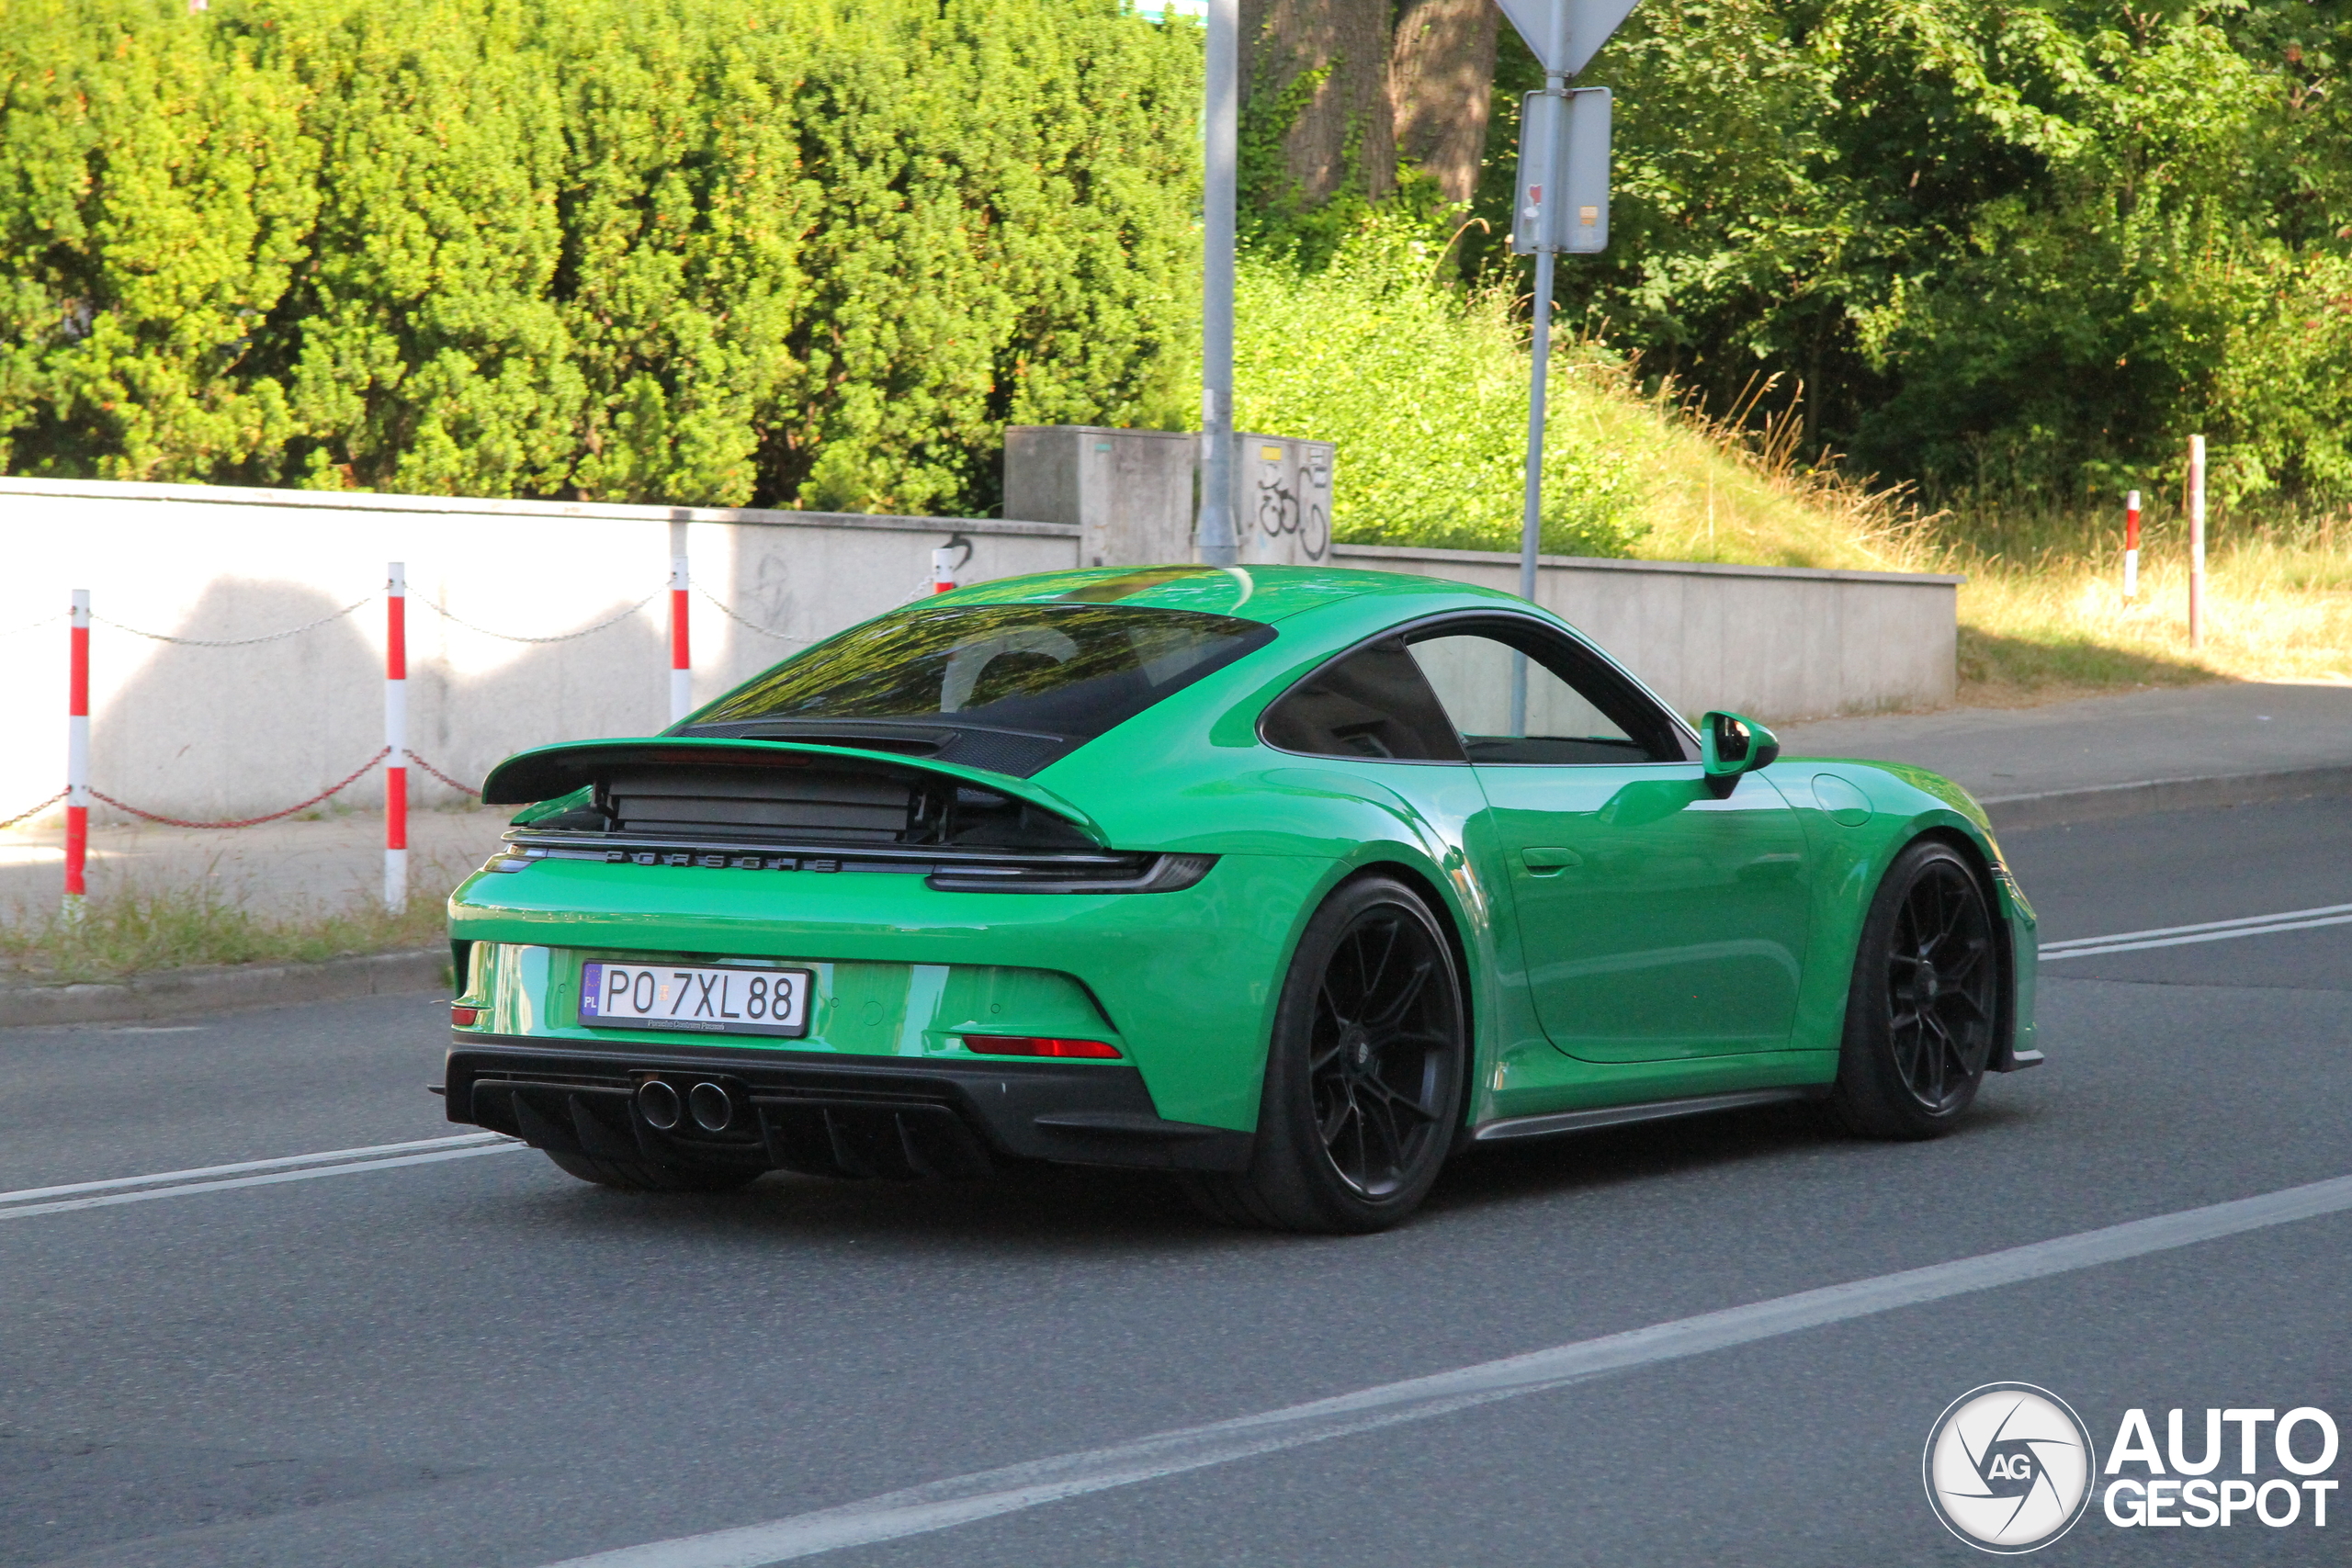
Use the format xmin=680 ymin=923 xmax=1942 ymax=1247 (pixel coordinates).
xmin=636 ymin=1078 xmax=683 ymax=1131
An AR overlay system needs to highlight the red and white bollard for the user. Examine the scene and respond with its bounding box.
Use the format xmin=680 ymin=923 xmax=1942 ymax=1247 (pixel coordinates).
xmin=2188 ymin=435 xmax=2207 ymax=649
xmin=669 ymin=520 xmax=692 ymax=724
xmin=2123 ymin=490 xmax=2141 ymax=600
xmin=932 ymin=547 xmax=958 ymax=595
xmin=385 ymin=563 xmax=408 ymax=910
xmin=63 ymin=588 xmax=89 ymax=920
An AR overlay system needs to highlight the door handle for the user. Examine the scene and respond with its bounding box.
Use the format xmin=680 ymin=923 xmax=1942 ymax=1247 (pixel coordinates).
xmin=1521 ymin=847 xmax=1584 ymax=874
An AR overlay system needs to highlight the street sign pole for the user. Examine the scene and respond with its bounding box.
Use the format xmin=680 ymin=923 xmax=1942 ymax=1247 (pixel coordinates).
xmin=1498 ymin=0 xmax=1634 ymax=730
xmin=1511 ymin=89 xmax=1561 ymax=734
xmin=1198 ymin=0 xmax=1239 ymax=568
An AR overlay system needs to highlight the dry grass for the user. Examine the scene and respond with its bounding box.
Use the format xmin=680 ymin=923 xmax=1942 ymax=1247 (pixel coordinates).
xmin=0 ymin=879 xmax=455 ymax=987
xmin=1568 ymin=366 xmax=2352 ymax=703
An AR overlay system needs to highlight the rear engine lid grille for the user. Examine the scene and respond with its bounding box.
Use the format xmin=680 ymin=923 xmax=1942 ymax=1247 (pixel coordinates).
xmin=605 ymin=766 xmax=908 ymax=844
xmin=550 ymin=759 xmax=1097 ymax=854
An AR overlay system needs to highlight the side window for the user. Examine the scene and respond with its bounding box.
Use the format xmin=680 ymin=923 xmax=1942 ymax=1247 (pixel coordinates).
xmin=1261 ymin=639 xmax=1466 ymax=762
xmin=1406 ymin=625 xmax=1689 ymax=764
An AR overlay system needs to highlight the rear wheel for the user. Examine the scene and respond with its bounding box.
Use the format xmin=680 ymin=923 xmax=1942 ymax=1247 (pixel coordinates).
xmin=1826 ymin=840 xmax=2001 ymax=1139
xmin=543 ymin=1151 xmax=762 ymax=1193
xmin=1183 ymin=875 xmax=1466 ymax=1234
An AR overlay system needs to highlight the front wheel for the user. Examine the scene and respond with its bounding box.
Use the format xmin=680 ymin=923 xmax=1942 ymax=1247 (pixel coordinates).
xmin=1826 ymin=840 xmax=2002 ymax=1139
xmin=1183 ymin=875 xmax=1467 ymax=1234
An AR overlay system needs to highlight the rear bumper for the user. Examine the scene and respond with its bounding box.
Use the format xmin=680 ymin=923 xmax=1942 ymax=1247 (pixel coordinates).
xmin=444 ymin=1032 xmax=1254 ymax=1177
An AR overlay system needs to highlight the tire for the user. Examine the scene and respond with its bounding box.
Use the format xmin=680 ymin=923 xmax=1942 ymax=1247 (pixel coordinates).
xmin=1826 ymin=839 xmax=2002 ymax=1140
xmin=1182 ymin=875 xmax=1467 ymax=1234
xmin=543 ymin=1150 xmax=762 ymax=1193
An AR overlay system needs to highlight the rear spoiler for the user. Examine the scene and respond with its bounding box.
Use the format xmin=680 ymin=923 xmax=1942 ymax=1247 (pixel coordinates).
xmin=480 ymin=736 xmax=1107 ymax=847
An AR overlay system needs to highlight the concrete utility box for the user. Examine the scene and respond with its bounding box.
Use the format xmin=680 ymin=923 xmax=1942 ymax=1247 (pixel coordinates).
xmin=1229 ymin=433 xmax=1333 ymax=567
xmin=1002 ymin=425 xmax=1195 ymax=568
xmin=1003 ymin=425 xmax=1336 ymax=568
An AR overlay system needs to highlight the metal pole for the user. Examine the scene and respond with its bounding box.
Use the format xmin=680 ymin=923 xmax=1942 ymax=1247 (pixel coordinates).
xmin=1198 ymin=0 xmax=1238 ymax=568
xmin=2188 ymin=435 xmax=2206 ymax=648
xmin=64 ymin=589 xmax=89 ymax=921
xmin=2123 ymin=490 xmax=2141 ymax=601
xmin=1510 ymin=244 xmax=1555 ymax=736
xmin=668 ymin=519 xmax=693 ymax=723
xmin=1511 ymin=37 xmax=1570 ymax=734
xmin=384 ymin=563 xmax=408 ymax=911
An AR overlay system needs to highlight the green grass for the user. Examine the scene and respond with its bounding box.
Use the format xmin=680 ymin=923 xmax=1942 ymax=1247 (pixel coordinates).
xmin=0 ymin=881 xmax=452 ymax=986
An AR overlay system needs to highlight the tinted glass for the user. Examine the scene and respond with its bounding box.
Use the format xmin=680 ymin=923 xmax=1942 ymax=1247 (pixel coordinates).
xmin=691 ymin=603 xmax=1273 ymax=742
xmin=1406 ymin=624 xmax=1686 ymax=764
xmin=1261 ymin=639 xmax=1465 ymax=762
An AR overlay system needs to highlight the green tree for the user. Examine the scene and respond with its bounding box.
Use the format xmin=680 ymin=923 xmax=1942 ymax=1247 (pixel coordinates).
xmin=0 ymin=0 xmax=1202 ymax=514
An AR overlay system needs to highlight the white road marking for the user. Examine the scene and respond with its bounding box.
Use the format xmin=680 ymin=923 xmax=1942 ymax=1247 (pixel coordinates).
xmin=0 ymin=1132 xmax=511 ymax=1206
xmin=0 ymin=1136 xmax=522 ymax=1220
xmin=2041 ymin=900 xmax=2352 ymax=960
xmin=537 ymin=1171 xmax=2352 ymax=1568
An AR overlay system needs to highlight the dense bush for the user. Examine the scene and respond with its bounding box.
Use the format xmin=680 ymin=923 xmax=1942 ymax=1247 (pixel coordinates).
xmin=1463 ymin=1 xmax=2352 ymax=510
xmin=0 ymin=0 xmax=1200 ymax=513
xmin=1236 ymin=223 xmax=1647 ymax=557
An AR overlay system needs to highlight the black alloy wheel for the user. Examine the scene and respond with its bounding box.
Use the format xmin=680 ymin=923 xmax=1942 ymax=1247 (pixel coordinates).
xmin=1183 ymin=875 xmax=1466 ymax=1233
xmin=1827 ymin=840 xmax=2002 ymax=1139
xmin=1309 ymin=902 xmax=1457 ymax=1198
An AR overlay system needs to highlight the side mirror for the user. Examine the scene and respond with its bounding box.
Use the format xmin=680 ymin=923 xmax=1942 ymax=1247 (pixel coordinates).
xmin=1701 ymin=710 xmax=1780 ymax=795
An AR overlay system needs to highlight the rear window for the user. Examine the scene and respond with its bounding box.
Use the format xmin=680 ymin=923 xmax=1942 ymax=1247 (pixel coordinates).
xmin=690 ymin=603 xmax=1274 ymax=750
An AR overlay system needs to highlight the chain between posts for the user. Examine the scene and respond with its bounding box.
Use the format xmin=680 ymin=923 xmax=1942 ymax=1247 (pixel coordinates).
xmin=95 ymin=598 xmax=375 ymax=647
xmin=0 ymin=613 xmax=67 ymax=640
xmin=87 ymin=749 xmax=392 ymax=829
xmin=0 ymin=790 xmax=68 ymax=831
xmin=424 ymin=592 xmax=659 ymax=643
xmin=406 ymin=751 xmax=482 ymax=796
xmin=694 ymin=584 xmax=808 ymax=641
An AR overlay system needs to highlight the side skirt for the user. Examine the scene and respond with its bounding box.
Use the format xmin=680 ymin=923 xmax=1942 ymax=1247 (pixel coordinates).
xmin=1470 ymin=1086 xmax=1828 ymax=1145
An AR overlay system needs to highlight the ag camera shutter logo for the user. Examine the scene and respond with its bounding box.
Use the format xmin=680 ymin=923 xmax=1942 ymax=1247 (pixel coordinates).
xmin=1924 ymin=1383 xmax=2098 ymax=1552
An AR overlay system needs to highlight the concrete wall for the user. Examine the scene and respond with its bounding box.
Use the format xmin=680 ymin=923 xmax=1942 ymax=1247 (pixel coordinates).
xmin=1001 ymin=426 xmax=1336 ymax=568
xmin=1003 ymin=425 xmax=1196 ymax=569
xmin=1335 ymin=543 xmax=1962 ymax=724
xmin=0 ymin=479 xmax=1079 ymax=821
xmin=0 ymin=478 xmax=1957 ymax=823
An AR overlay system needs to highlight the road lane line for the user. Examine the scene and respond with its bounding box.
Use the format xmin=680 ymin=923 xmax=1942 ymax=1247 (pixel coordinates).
xmin=0 ymin=1132 xmax=510 ymax=1206
xmin=539 ymin=1171 xmax=2352 ymax=1568
xmin=2041 ymin=900 xmax=2352 ymax=954
xmin=2041 ymin=912 xmax=2352 ymax=960
xmin=0 ymin=1144 xmax=524 ymax=1221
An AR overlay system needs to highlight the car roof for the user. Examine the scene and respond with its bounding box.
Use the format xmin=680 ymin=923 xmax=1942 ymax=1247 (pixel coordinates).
xmin=938 ymin=564 xmax=1528 ymax=625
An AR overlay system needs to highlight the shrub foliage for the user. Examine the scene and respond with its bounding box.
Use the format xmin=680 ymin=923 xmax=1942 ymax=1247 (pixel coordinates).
xmin=0 ymin=0 xmax=1200 ymax=513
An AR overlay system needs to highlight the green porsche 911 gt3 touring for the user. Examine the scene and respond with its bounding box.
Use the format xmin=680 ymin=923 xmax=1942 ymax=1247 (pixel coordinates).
xmin=443 ymin=563 xmax=2040 ymax=1233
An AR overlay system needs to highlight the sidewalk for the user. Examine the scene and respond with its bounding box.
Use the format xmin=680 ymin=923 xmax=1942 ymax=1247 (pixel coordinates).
xmin=1779 ymin=680 xmax=2352 ymax=828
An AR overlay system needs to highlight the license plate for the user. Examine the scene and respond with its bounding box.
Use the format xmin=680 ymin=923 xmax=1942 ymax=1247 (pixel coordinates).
xmin=579 ymin=962 xmax=812 ymax=1037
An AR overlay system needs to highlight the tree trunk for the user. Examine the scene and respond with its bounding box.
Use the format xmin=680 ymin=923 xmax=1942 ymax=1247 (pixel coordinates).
xmin=1387 ymin=0 xmax=1499 ymax=206
xmin=1241 ymin=0 xmax=1396 ymax=205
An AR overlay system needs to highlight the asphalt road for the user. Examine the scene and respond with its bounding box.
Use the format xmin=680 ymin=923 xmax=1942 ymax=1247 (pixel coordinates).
xmin=4 ymin=795 xmax=2349 ymax=1567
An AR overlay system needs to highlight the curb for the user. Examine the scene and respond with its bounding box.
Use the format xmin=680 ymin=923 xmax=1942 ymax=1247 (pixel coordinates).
xmin=0 ymin=948 xmax=447 ymax=1029
xmin=1983 ymin=762 xmax=2352 ymax=831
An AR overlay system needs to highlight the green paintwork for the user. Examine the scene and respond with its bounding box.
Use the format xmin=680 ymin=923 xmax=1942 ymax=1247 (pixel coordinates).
xmin=1479 ymin=764 xmax=1812 ymax=1062
xmin=449 ymin=565 xmax=2039 ymax=1137
xmin=469 ymin=940 xmax=1121 ymax=1059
